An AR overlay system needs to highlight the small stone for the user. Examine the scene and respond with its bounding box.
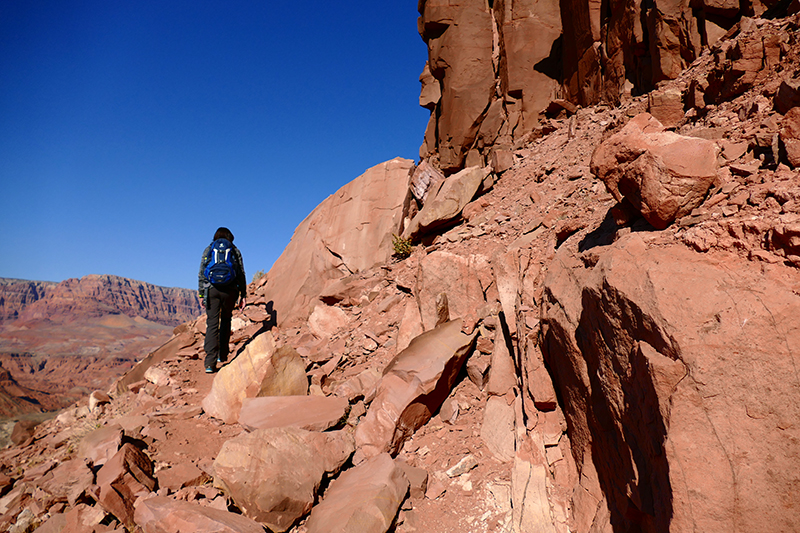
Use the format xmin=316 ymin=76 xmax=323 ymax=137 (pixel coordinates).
xmin=446 ymin=454 xmax=479 ymax=477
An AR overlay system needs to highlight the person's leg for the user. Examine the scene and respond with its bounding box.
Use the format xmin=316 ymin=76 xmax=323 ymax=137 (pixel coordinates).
xmin=217 ymin=286 xmax=237 ymax=362
xmin=204 ymin=286 xmax=222 ymax=370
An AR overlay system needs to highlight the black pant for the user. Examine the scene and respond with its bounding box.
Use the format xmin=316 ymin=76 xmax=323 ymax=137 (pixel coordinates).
xmin=204 ymin=285 xmax=238 ymax=368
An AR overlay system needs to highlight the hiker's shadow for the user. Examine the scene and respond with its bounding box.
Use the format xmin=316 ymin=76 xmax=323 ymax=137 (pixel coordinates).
xmin=263 ymin=301 xmax=277 ymax=331
xmin=230 ymin=301 xmax=278 ymax=361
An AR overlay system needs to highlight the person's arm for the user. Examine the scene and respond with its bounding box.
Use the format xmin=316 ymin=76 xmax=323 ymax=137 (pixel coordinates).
xmin=234 ymin=247 xmax=247 ymax=307
xmin=198 ymin=245 xmax=211 ymax=298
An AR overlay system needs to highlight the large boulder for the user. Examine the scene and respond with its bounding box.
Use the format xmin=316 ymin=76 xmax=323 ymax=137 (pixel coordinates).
xmin=201 ymin=332 xmax=276 ymax=423
xmin=135 ymin=496 xmax=265 ymax=533
xmin=304 ymin=453 xmax=410 ymax=533
xmin=355 ymin=320 xmax=477 ymax=458
xmin=256 ymin=158 xmax=413 ymax=327
xmin=213 ymin=427 xmax=354 ymax=532
xmin=402 ymin=166 xmax=490 ymax=239
xmin=255 ymin=344 xmax=308 ymax=397
xmin=39 ymin=459 xmax=94 ymax=507
xmin=541 ymin=234 xmax=800 ymax=532
xmin=590 ymin=113 xmax=718 ymax=229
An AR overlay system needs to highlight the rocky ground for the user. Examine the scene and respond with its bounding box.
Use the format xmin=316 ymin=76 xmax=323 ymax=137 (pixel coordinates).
xmin=1 ymin=14 xmax=799 ymax=533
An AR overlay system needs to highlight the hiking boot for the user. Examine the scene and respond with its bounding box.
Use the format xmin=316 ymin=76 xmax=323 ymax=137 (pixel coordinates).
xmin=205 ymin=366 xmax=216 ymax=374
xmin=217 ymin=356 xmax=227 ymax=364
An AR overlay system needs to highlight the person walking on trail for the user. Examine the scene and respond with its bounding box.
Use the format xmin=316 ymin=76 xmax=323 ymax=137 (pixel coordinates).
xmin=198 ymin=227 xmax=247 ymax=374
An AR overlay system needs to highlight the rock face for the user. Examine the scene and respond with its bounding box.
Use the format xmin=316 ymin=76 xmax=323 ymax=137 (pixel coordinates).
xmin=403 ymin=166 xmax=491 ymax=239
xmin=256 ymin=158 xmax=414 ymax=327
xmin=0 ymin=275 xmax=201 ymax=326
xmin=591 ymin=113 xmax=719 ymax=228
xmin=541 ymin=234 xmax=800 ymax=532
xmin=417 ymin=0 xmax=798 ymax=173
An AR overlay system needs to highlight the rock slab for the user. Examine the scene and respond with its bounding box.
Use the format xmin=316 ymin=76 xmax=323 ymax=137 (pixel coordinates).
xmin=304 ymin=453 xmax=410 ymax=533
xmin=213 ymin=426 xmax=354 ymax=532
xmin=355 ymin=320 xmax=477 ymax=457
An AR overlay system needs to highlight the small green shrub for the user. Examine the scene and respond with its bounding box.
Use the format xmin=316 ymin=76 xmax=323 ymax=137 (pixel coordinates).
xmin=392 ymin=234 xmax=414 ymax=259
xmin=252 ymin=269 xmax=266 ymax=284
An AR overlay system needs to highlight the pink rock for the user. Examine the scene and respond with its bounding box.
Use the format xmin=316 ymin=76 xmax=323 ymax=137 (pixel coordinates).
xmin=590 ymin=113 xmax=718 ymax=229
xmin=238 ymin=395 xmax=349 ymax=432
xmin=403 ymin=167 xmax=489 ymax=239
xmin=486 ymin=326 xmax=517 ymax=397
xmin=396 ymin=462 xmax=428 ymax=500
xmin=213 ymin=427 xmax=354 ymax=532
xmin=39 ymin=459 xmax=94 ymax=506
xmin=255 ymin=344 xmax=308 ymax=397
xmin=201 ymin=331 xmax=276 ymax=424
xmin=647 ymin=88 xmax=684 ymax=127
xmin=308 ymin=304 xmax=350 ymax=339
xmin=155 ymin=463 xmax=210 ymax=492
xmin=88 ymin=390 xmax=112 ymax=413
xmin=331 ymin=368 xmax=382 ymax=402
xmin=409 ymin=159 xmax=445 ymax=204
xmin=481 ymin=396 xmax=516 ymax=463
xmin=304 ymin=453 xmax=410 ymax=533
xmin=135 ymin=496 xmax=264 ymax=533
xmin=355 ymin=320 xmax=477 ymax=458
xmin=396 ymin=299 xmax=424 ymax=354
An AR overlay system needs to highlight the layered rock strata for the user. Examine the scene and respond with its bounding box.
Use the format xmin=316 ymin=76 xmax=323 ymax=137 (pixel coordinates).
xmin=417 ymin=0 xmax=799 ymax=173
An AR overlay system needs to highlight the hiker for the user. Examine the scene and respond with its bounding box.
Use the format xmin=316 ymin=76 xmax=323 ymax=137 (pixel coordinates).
xmin=198 ymin=227 xmax=247 ymax=373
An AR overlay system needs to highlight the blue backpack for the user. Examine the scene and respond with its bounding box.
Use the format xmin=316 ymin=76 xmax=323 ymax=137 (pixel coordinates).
xmin=204 ymin=238 xmax=236 ymax=286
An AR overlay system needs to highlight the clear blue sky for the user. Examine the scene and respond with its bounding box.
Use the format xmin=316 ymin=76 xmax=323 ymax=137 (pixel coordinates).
xmin=0 ymin=1 xmax=429 ymax=289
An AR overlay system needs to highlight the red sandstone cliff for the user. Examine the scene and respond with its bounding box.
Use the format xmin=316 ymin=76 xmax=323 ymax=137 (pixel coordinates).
xmin=0 ymin=275 xmax=202 ymax=327
xmin=0 ymin=279 xmax=55 ymax=321
xmin=418 ymin=0 xmax=799 ymax=172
